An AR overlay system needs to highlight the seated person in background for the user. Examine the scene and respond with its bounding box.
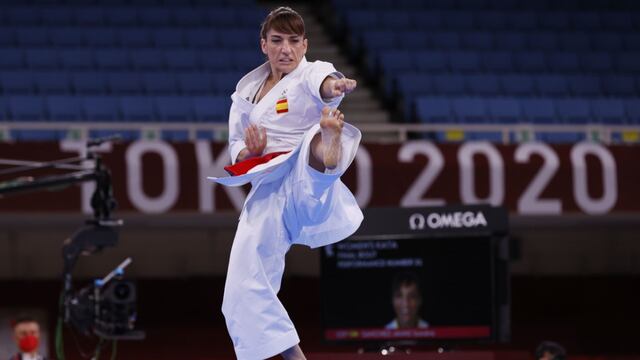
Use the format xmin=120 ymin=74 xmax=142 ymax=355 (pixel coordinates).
xmin=385 ymin=271 xmax=429 ymax=329
xmin=9 ymin=315 xmax=47 ymax=360
xmin=535 ymin=341 xmax=567 ymax=360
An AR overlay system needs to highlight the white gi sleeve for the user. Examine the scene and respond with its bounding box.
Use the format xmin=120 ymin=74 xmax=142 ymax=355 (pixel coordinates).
xmin=228 ymin=93 xmax=249 ymax=165
xmin=304 ymin=61 xmax=345 ymax=108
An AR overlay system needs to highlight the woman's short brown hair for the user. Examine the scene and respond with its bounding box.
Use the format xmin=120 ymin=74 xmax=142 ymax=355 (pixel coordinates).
xmin=260 ymin=7 xmax=305 ymax=39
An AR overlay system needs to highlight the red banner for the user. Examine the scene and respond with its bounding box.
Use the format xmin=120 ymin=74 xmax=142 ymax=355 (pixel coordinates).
xmin=1 ymin=141 xmax=638 ymax=215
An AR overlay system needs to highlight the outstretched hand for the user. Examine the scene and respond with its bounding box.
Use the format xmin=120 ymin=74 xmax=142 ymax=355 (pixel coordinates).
xmin=322 ymin=77 xmax=357 ymax=99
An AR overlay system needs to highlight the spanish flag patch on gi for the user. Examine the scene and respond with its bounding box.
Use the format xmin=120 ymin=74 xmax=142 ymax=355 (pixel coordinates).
xmin=276 ymin=97 xmax=288 ymax=114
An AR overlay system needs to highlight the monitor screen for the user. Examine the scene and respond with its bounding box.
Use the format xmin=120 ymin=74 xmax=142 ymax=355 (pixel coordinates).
xmin=321 ymin=235 xmax=495 ymax=343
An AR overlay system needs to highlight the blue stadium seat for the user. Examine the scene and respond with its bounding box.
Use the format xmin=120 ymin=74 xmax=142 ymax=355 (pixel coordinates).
xmin=494 ymin=32 xmax=526 ymax=50
xmin=625 ymin=34 xmax=640 ymax=51
xmin=177 ymin=72 xmax=213 ymax=95
xmin=51 ymin=28 xmax=84 ymax=47
xmin=448 ymin=51 xmax=481 ymax=73
xmin=193 ymin=96 xmax=228 ymax=122
xmin=555 ymin=98 xmax=592 ymax=124
xmin=602 ymin=75 xmax=636 ymax=97
xmin=415 ymin=51 xmax=448 ymax=72
xmin=1 ymin=71 xmax=34 ymax=94
xmin=572 ymin=12 xmax=601 ymax=30
xmin=397 ymin=31 xmax=429 ymax=49
xmin=434 ymin=74 xmax=465 ymax=95
xmin=536 ymin=75 xmax=570 ymax=97
xmin=500 ymin=74 xmax=535 ymax=96
xmin=626 ymin=100 xmax=640 ymax=124
xmin=139 ymin=7 xmax=172 ymax=26
xmin=568 ymin=75 xmax=602 ymax=97
xmin=482 ymin=51 xmax=513 ymax=72
xmin=10 ymin=130 xmax=62 ymax=141
xmin=548 ymin=52 xmax=580 ymax=73
xmin=415 ymin=97 xmax=453 ymax=123
xmin=461 ymin=32 xmax=494 ymax=50
xmin=581 ymin=52 xmax=613 ymax=73
xmin=212 ymin=72 xmax=240 ymax=94
xmin=361 ymin=31 xmax=396 ymax=52
xmin=82 ymin=96 xmax=120 ymax=121
xmin=522 ymin=98 xmax=557 ymax=123
xmin=47 ymin=96 xmax=82 ymax=121
xmin=143 ymin=73 xmax=176 ymax=95
xmin=237 ymin=9 xmax=267 ymax=27
xmin=200 ymin=50 xmax=233 ymax=71
xmin=185 ymin=29 xmax=218 ymax=48
xmin=346 ymin=10 xmax=379 ymax=30
xmin=17 ymin=28 xmax=49 ymax=47
xmin=205 ymin=8 xmax=238 ymax=27
xmin=105 ymin=7 xmax=138 ymax=26
xmin=35 ymin=72 xmax=70 ymax=94
xmin=509 ymin=12 xmax=538 ymax=31
xmin=527 ymin=32 xmax=558 ymax=51
xmin=121 ymin=96 xmax=155 ymax=122
xmin=591 ymin=99 xmax=627 ymax=124
xmin=601 ymin=12 xmax=633 ymax=31
xmin=475 ymin=11 xmax=508 ymax=31
xmin=75 ymin=7 xmax=105 ymax=26
xmin=467 ymin=74 xmax=500 ymax=96
xmin=131 ymin=49 xmax=165 ymax=70
xmin=411 ymin=11 xmax=443 ymax=30
xmin=0 ymin=28 xmax=15 ymax=47
xmin=6 ymin=7 xmax=41 ymax=26
xmin=165 ymin=50 xmax=199 ymax=70
xmin=160 ymin=130 xmax=189 ymax=141
xmin=514 ymin=52 xmax=548 ymax=72
xmin=430 ymin=31 xmax=461 ymax=50
xmin=453 ymin=97 xmax=488 ymax=123
xmin=72 ymin=72 xmax=108 ymax=94
xmin=60 ymin=49 xmax=93 ymax=70
xmin=95 ymin=49 xmax=130 ymax=70
xmin=538 ymin=12 xmax=570 ymax=31
xmin=25 ymin=49 xmax=58 ymax=69
xmin=42 ymin=8 xmax=73 ymax=26
xmin=219 ymin=29 xmax=257 ymax=49
xmin=616 ymin=52 xmax=640 ymax=73
xmin=378 ymin=51 xmax=414 ymax=74
xmin=559 ymin=32 xmax=591 ymax=51
xmin=119 ymin=29 xmax=153 ymax=48
xmin=379 ymin=11 xmax=411 ymax=29
xmin=443 ymin=12 xmax=475 ymax=30
xmin=155 ymin=96 xmax=193 ymax=121
xmin=174 ymin=8 xmax=205 ymax=27
xmin=232 ymin=50 xmax=265 ymax=72
xmin=108 ymin=72 xmax=143 ymax=94
xmin=0 ymin=97 xmax=8 ymax=121
xmin=488 ymin=97 xmax=521 ymax=123
xmin=84 ymin=28 xmax=118 ymax=48
xmin=592 ymin=32 xmax=623 ymax=52
xmin=154 ymin=28 xmax=184 ymax=48
xmin=9 ymin=96 xmax=46 ymax=121
xmin=535 ymin=132 xmax=584 ymax=143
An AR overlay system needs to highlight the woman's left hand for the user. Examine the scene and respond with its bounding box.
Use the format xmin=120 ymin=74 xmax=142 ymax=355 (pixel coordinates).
xmin=322 ymin=77 xmax=357 ymax=98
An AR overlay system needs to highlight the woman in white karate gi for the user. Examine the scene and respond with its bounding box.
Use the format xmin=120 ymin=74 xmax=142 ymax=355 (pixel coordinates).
xmin=207 ymin=7 xmax=363 ymax=360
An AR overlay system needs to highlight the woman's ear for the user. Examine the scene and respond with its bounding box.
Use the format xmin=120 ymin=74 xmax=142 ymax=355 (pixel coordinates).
xmin=260 ymin=38 xmax=267 ymax=55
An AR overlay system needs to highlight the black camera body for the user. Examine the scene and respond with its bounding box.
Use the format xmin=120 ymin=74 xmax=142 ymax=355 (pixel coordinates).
xmin=67 ymin=279 xmax=139 ymax=339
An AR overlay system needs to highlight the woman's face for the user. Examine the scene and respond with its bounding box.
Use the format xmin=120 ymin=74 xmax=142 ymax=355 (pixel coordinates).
xmin=392 ymin=283 xmax=422 ymax=328
xmin=261 ymin=29 xmax=307 ymax=75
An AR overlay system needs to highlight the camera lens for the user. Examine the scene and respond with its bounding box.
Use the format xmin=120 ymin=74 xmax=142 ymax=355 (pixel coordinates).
xmin=114 ymin=283 xmax=131 ymax=300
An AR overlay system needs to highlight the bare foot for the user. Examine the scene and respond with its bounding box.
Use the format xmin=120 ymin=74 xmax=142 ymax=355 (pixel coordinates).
xmin=319 ymin=107 xmax=344 ymax=169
